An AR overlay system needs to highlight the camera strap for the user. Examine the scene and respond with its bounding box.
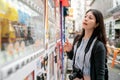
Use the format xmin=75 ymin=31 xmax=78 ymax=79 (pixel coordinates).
xmin=73 ymin=34 xmax=96 ymax=72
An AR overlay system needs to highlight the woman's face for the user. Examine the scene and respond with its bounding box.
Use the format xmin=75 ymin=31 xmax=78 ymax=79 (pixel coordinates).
xmin=82 ymin=11 xmax=97 ymax=30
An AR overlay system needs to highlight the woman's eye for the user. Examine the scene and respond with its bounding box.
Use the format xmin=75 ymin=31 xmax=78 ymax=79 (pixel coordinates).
xmin=89 ymin=16 xmax=93 ymax=19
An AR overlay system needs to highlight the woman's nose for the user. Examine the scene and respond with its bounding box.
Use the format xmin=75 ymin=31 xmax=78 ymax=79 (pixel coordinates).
xmin=84 ymin=17 xmax=88 ymax=21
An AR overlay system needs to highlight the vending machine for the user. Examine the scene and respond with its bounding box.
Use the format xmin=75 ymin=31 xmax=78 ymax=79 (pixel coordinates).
xmin=0 ymin=0 xmax=46 ymax=80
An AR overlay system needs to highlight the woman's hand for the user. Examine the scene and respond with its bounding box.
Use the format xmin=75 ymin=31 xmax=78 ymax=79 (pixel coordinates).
xmin=64 ymin=39 xmax=72 ymax=52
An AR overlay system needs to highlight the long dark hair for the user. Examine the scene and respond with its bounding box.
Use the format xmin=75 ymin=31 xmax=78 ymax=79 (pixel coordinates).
xmin=78 ymin=9 xmax=107 ymax=51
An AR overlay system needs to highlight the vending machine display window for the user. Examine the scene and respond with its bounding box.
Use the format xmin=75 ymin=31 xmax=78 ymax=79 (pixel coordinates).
xmin=48 ymin=0 xmax=56 ymax=43
xmin=0 ymin=0 xmax=45 ymax=67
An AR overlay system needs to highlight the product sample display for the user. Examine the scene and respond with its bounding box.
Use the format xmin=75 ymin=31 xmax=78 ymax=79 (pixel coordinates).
xmin=0 ymin=0 xmax=62 ymax=80
xmin=0 ymin=0 xmax=45 ymax=66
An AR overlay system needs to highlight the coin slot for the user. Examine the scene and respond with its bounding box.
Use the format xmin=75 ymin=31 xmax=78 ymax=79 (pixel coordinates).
xmin=26 ymin=59 xmax=29 ymax=63
xmin=8 ymin=68 xmax=13 ymax=76
xmin=37 ymin=53 xmax=39 ymax=57
xmin=15 ymin=65 xmax=19 ymax=71
xmin=30 ymin=57 xmax=32 ymax=61
xmin=21 ymin=61 xmax=25 ymax=67
xmin=32 ymin=56 xmax=34 ymax=60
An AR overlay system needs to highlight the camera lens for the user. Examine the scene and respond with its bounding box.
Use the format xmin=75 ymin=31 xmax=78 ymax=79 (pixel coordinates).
xmin=69 ymin=74 xmax=73 ymax=80
xmin=69 ymin=72 xmax=77 ymax=80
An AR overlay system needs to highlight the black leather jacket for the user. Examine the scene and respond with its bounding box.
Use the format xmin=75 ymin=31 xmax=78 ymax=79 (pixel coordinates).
xmin=67 ymin=40 xmax=108 ymax=80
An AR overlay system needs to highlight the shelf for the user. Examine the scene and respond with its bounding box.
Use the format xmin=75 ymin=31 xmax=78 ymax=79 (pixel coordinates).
xmin=0 ymin=48 xmax=45 ymax=79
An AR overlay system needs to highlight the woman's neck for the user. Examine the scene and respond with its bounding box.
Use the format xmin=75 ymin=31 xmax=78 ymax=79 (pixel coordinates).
xmin=83 ymin=30 xmax=93 ymax=39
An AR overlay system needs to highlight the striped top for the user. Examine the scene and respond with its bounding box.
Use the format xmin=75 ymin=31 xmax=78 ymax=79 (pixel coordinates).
xmin=73 ymin=38 xmax=97 ymax=76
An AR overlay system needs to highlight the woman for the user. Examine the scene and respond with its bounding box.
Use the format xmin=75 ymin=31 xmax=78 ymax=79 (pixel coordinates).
xmin=64 ymin=9 xmax=108 ymax=80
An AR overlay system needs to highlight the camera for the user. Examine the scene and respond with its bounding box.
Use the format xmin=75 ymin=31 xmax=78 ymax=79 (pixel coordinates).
xmin=69 ymin=67 xmax=83 ymax=80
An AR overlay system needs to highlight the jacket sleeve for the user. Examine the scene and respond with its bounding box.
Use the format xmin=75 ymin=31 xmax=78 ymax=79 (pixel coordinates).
xmin=66 ymin=49 xmax=74 ymax=60
xmin=94 ymin=41 xmax=106 ymax=80
xmin=66 ymin=35 xmax=81 ymax=60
